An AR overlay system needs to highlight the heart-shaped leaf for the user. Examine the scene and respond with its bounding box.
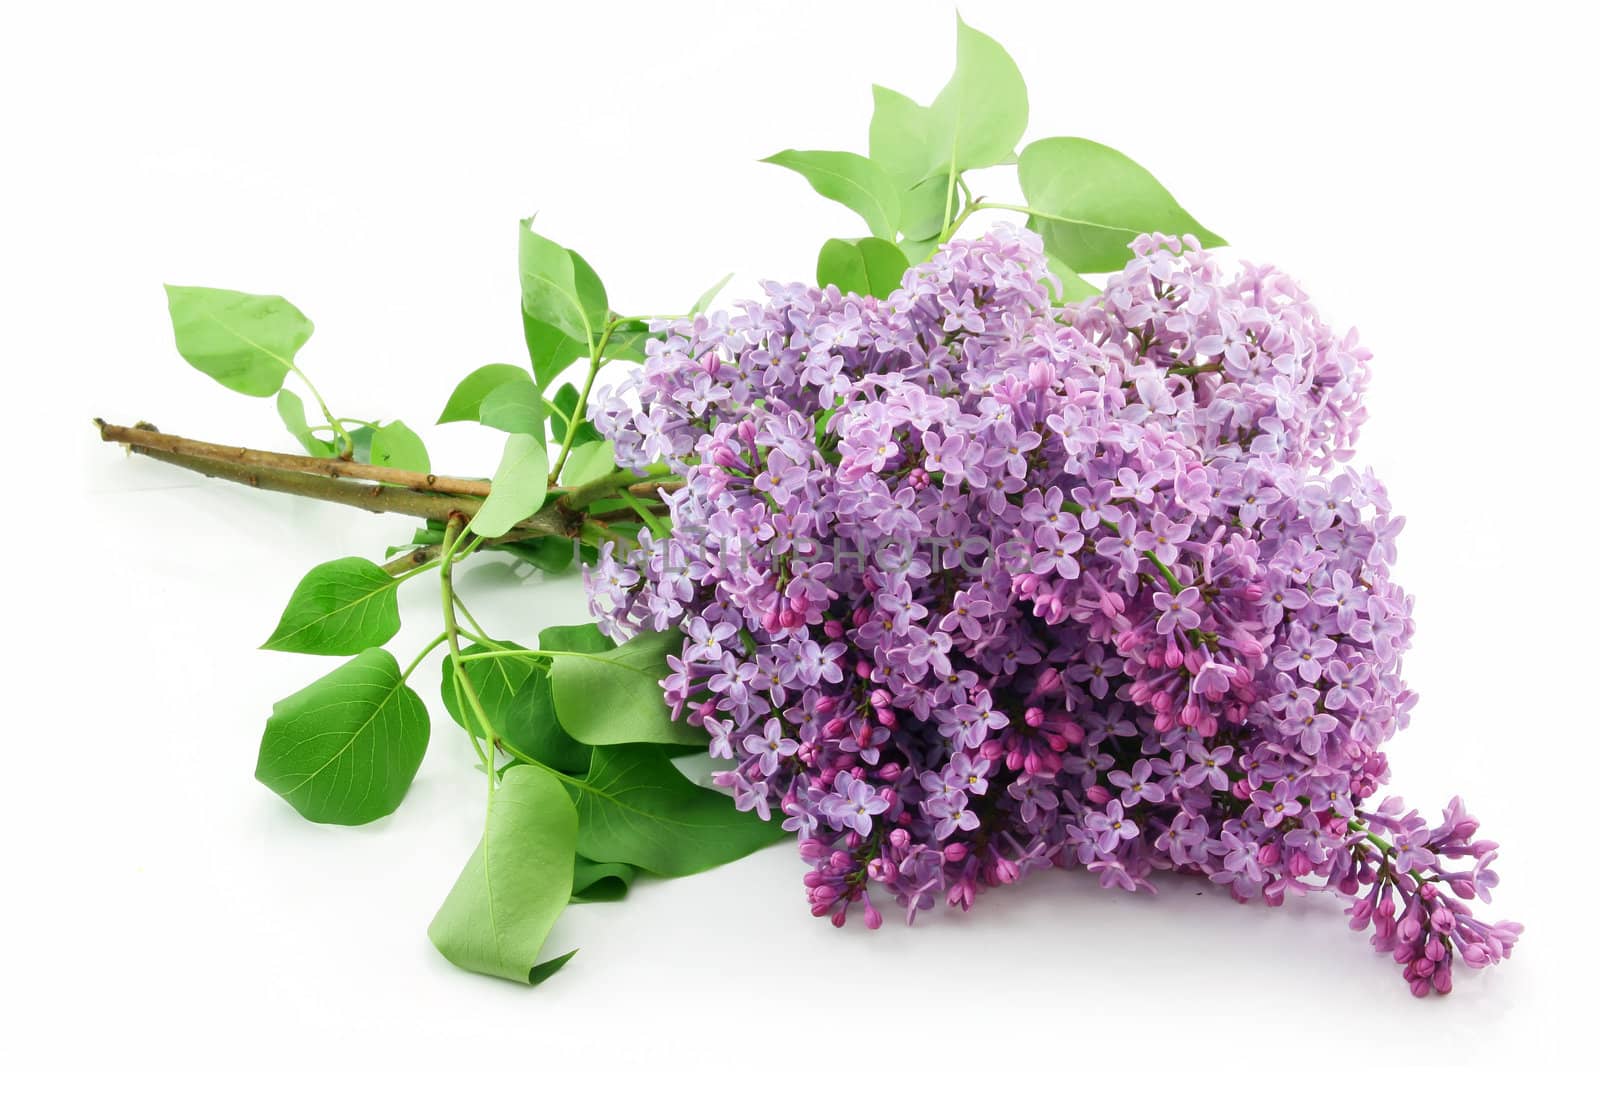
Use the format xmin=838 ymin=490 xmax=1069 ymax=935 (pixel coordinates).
xmin=501 ymin=667 xmax=594 ymax=774
xmin=370 ymin=420 xmax=430 ymax=473
xmin=469 ymin=432 xmax=549 ymax=537
xmin=763 ymin=149 xmax=901 ymax=238
xmin=816 ymin=237 xmax=909 ymax=298
xmin=439 ymin=642 xmax=537 ymax=741
xmin=546 ymin=383 xmax=603 ymax=447
xmin=276 ymin=389 xmax=335 ymax=457
xmin=164 ymin=284 xmax=312 ymax=397
xmin=572 ymin=745 xmax=783 ymax=876
xmin=255 ymin=648 xmax=429 ymax=824
xmin=557 ymin=439 xmax=616 ymax=487
xmin=551 ymin=629 xmax=702 ymax=747
xmin=1018 ymin=137 xmax=1226 ymax=273
xmin=921 ymin=16 xmax=1028 ymax=179
xmin=437 ymin=363 xmax=528 ymax=425
xmin=427 ymin=765 xmax=577 ymax=983
xmin=263 ymin=557 xmax=402 ymax=656
xmin=518 ymin=221 xmax=608 ymax=369
xmin=478 ymin=377 xmax=545 ymax=437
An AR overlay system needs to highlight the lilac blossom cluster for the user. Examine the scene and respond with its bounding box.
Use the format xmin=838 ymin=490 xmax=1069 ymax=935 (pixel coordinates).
xmin=585 ymin=226 xmax=1519 ymax=995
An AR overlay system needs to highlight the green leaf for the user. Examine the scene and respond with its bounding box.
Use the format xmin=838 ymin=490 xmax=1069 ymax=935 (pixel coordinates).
xmin=440 ymin=642 xmax=538 ymax=742
xmin=522 ymin=313 xmax=586 ymax=391
xmin=262 ymin=557 xmax=402 ymax=655
xmin=551 ymin=628 xmax=702 ymax=747
xmin=868 ymin=86 xmax=951 ymax=242
xmin=570 ymin=856 xmax=635 ymax=903
xmin=438 ymin=364 xmax=528 ymax=425
xmin=605 ymin=319 xmax=651 ymax=365
xmin=568 ymin=252 xmax=608 ymax=340
xmin=501 ymin=669 xmax=593 ymax=775
xmin=437 ymin=642 xmax=595 ymax=775
xmin=557 ymin=439 xmax=616 ymax=487
xmin=526 ymin=249 xmax=622 ymax=386
xmin=1017 ymin=137 xmax=1227 ymax=273
xmin=762 ymin=149 xmax=901 ymax=238
xmin=527 ymin=950 xmax=579 ymax=984
xmin=346 ymin=424 xmax=375 ymax=463
xmin=518 ymin=220 xmax=606 ymax=350
xmin=572 ymin=744 xmax=783 ymax=876
xmin=470 ymin=433 xmax=549 ymax=538
xmin=1046 ymin=256 xmax=1102 ymax=303
xmin=255 ymin=648 xmax=429 ymax=825
xmin=499 ymin=537 xmax=579 ymax=575
xmin=866 ymin=18 xmax=1026 ymax=199
xmin=816 ymin=240 xmax=866 ymax=295
xmin=690 ymin=273 xmax=734 ymax=315
xmin=522 ymin=250 xmax=607 ymax=389
xmin=427 ymin=765 xmax=577 ymax=984
xmin=164 ymin=285 xmax=312 ymax=397
xmin=478 ymin=377 xmax=545 ymax=437
xmin=547 ymin=383 xmax=603 ymax=447
xmin=816 ymin=237 xmax=909 ymax=298
xmin=853 ymin=237 xmax=910 ymax=297
xmin=869 ymin=84 xmax=939 ymax=187
xmin=922 ymin=16 xmax=1028 ymax=178
xmin=898 ymin=236 xmax=941 ymax=264
xmin=370 ymin=419 xmax=430 ymax=473
xmin=898 ymin=177 xmax=951 ymax=243
xmin=541 ymin=622 xmax=614 ymax=655
xmin=276 ymin=389 xmax=334 ymax=457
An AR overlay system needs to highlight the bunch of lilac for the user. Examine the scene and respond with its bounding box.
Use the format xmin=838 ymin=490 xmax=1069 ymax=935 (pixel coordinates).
xmin=585 ymin=226 xmax=1519 ymax=995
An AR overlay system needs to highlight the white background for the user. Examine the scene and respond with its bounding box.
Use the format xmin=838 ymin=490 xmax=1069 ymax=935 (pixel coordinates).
xmin=3 ymin=0 xmax=1595 ymax=1087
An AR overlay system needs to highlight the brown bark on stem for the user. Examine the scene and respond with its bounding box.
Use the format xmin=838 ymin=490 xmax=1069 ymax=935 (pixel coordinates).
xmin=95 ymin=419 xmax=495 ymax=497
xmin=95 ymin=419 xmax=570 ymax=539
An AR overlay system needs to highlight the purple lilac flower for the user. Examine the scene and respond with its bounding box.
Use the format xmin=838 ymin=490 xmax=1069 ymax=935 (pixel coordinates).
xmin=585 ymin=226 xmax=1518 ymax=996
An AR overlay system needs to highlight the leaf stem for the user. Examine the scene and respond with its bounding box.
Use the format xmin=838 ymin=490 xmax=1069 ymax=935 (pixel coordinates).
xmin=288 ymin=367 xmax=355 ymax=459
xmin=1348 ymin=820 xmax=1430 ymax=888
xmin=551 ymin=320 xmax=617 ymax=481
xmin=618 ymin=493 xmax=669 ymax=537
xmin=401 ymin=631 xmax=450 ymax=681
xmin=452 ymin=593 xmax=493 ymax=642
xmin=497 ymin=740 xmax=599 ymax=797
xmin=1057 ymin=497 xmax=1183 ymax=595
xmin=941 ymin=202 xmax=979 ymax=243
xmin=381 ymin=533 xmax=523 ymax=576
xmin=309 ymin=417 xmax=382 ymax=433
xmin=392 ymin=557 xmax=443 ymax=584
xmin=440 ymin=518 xmax=494 ymax=770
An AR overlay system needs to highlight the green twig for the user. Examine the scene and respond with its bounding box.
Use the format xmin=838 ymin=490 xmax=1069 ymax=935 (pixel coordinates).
xmin=401 ymin=631 xmax=450 ymax=681
xmin=288 ymin=366 xmax=355 ymax=458
xmin=439 ymin=518 xmax=493 ymax=770
xmin=551 ymin=319 xmax=616 ymax=480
